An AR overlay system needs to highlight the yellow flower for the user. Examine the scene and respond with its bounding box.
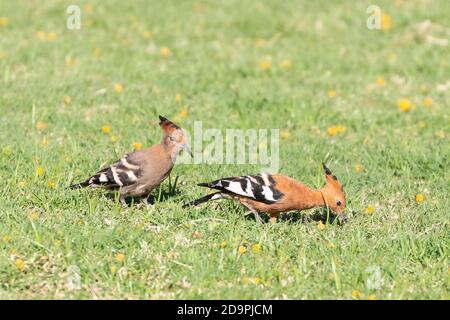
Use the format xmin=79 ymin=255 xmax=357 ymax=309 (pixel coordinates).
xmin=376 ymin=77 xmax=386 ymax=86
xmin=29 ymin=211 xmax=40 ymax=221
xmin=36 ymin=166 xmax=45 ymax=177
xmin=280 ymin=59 xmax=292 ymax=69
xmin=15 ymin=259 xmax=25 ymax=271
xmin=175 ymin=93 xmax=182 ymax=103
xmin=397 ymin=98 xmax=411 ymax=112
xmin=36 ymin=121 xmax=48 ymax=130
xmin=280 ymin=130 xmax=290 ymax=140
xmin=36 ymin=31 xmax=46 ymax=40
xmin=435 ymin=130 xmax=445 ymax=139
xmin=327 ymin=125 xmax=346 ymax=137
xmin=41 ymin=137 xmax=48 ymax=147
xmin=381 ymin=14 xmax=392 ymax=31
xmin=423 ymin=97 xmax=433 ymax=107
xmin=242 ymin=276 xmax=261 ymax=285
xmin=0 ymin=17 xmax=10 ymax=26
xmin=160 ymin=47 xmax=171 ymax=58
xmin=354 ymin=163 xmax=363 ymax=173
xmin=47 ymin=180 xmax=55 ymax=188
xmin=46 ymin=32 xmax=57 ymax=41
xmin=84 ymin=4 xmax=93 ymax=14
xmin=179 ymin=106 xmax=188 ymax=118
xmin=65 ymin=57 xmax=75 ymax=68
xmin=92 ymin=47 xmax=101 ymax=57
xmin=317 ymin=221 xmax=326 ymax=231
xmin=415 ymin=194 xmax=424 ymax=203
xmin=101 ymin=125 xmax=110 ymax=134
xmin=114 ymin=83 xmax=124 ymax=93
xmin=327 ymin=242 xmax=336 ymax=249
xmin=365 ymin=205 xmax=375 ymax=214
xmin=142 ymin=31 xmax=151 ymax=39
xmin=133 ymin=142 xmax=142 ymax=151
xmin=110 ymin=135 xmax=118 ymax=143
xmin=2 ymin=235 xmax=11 ymax=242
xmin=327 ymin=90 xmax=337 ymax=98
xmin=259 ymin=59 xmax=272 ymax=71
xmin=238 ymin=245 xmax=247 ymax=254
xmin=367 ymin=294 xmax=377 ymax=300
xmin=110 ymin=265 xmax=117 ymax=273
xmin=220 ymin=241 xmax=227 ymax=248
xmin=18 ymin=181 xmax=27 ymax=188
xmin=115 ymin=253 xmax=125 ymax=263
xmin=351 ymin=290 xmax=361 ymax=299
xmin=251 ymin=244 xmax=261 ymax=253
xmin=63 ymin=95 xmax=72 ymax=104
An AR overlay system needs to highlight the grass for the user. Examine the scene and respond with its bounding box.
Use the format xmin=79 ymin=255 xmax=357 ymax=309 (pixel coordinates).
xmin=0 ymin=0 xmax=449 ymax=299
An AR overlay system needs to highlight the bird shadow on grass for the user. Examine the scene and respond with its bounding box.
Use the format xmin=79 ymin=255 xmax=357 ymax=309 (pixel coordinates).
xmin=244 ymin=208 xmax=343 ymax=225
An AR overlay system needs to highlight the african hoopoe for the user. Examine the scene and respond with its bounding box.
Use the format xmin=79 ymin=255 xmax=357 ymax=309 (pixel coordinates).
xmin=70 ymin=116 xmax=192 ymax=205
xmin=183 ymin=164 xmax=347 ymax=223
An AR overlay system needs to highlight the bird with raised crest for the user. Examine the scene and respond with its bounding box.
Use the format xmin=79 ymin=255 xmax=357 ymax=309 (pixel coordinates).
xmin=183 ymin=163 xmax=347 ymax=223
xmin=69 ymin=115 xmax=192 ymax=206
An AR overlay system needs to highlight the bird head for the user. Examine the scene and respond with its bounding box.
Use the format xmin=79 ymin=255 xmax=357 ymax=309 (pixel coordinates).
xmin=320 ymin=163 xmax=347 ymax=221
xmin=159 ymin=115 xmax=193 ymax=159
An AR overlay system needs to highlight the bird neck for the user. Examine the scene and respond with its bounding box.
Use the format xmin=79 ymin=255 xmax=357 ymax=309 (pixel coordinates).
xmin=291 ymin=182 xmax=326 ymax=210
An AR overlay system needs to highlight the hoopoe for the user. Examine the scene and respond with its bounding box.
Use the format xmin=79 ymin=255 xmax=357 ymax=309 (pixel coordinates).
xmin=183 ymin=163 xmax=347 ymax=223
xmin=70 ymin=116 xmax=192 ymax=205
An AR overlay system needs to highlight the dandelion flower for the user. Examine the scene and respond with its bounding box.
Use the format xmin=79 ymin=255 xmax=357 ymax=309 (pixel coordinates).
xmin=397 ymin=98 xmax=411 ymax=112
xmin=36 ymin=121 xmax=48 ymax=130
xmin=351 ymin=290 xmax=361 ymax=299
xmin=160 ymin=47 xmax=171 ymax=58
xmin=415 ymin=194 xmax=424 ymax=203
xmin=36 ymin=31 xmax=46 ymax=40
xmin=367 ymin=294 xmax=377 ymax=300
xmin=114 ymin=83 xmax=124 ymax=93
xmin=29 ymin=211 xmax=39 ymax=221
xmin=317 ymin=221 xmax=326 ymax=230
xmin=376 ymin=77 xmax=386 ymax=86
xmin=115 ymin=253 xmax=125 ymax=263
xmin=110 ymin=135 xmax=118 ymax=143
xmin=327 ymin=90 xmax=337 ymax=98
xmin=15 ymin=259 xmax=25 ymax=271
xmin=365 ymin=205 xmax=375 ymax=214
xmin=47 ymin=180 xmax=55 ymax=188
xmin=354 ymin=163 xmax=363 ymax=173
xmin=0 ymin=17 xmax=10 ymax=26
xmin=63 ymin=95 xmax=72 ymax=104
xmin=280 ymin=130 xmax=290 ymax=140
xmin=423 ymin=97 xmax=433 ymax=107
xmin=280 ymin=59 xmax=292 ymax=69
xmin=251 ymin=244 xmax=261 ymax=253
xmin=18 ymin=181 xmax=27 ymax=188
xmin=381 ymin=14 xmax=392 ymax=31
xmin=84 ymin=4 xmax=93 ymax=14
xmin=220 ymin=241 xmax=228 ymax=248
xmin=238 ymin=245 xmax=247 ymax=254
xmin=2 ymin=235 xmax=11 ymax=242
xmin=101 ymin=125 xmax=110 ymax=134
xmin=327 ymin=242 xmax=336 ymax=249
xmin=175 ymin=93 xmax=182 ymax=103
xmin=327 ymin=125 xmax=346 ymax=137
xmin=46 ymin=32 xmax=57 ymax=41
xmin=65 ymin=56 xmax=75 ymax=67
xmin=41 ymin=138 xmax=49 ymax=147
xmin=110 ymin=265 xmax=117 ymax=273
xmin=259 ymin=59 xmax=272 ymax=71
xmin=179 ymin=106 xmax=188 ymax=118
xmin=142 ymin=31 xmax=151 ymax=39
xmin=36 ymin=166 xmax=45 ymax=177
xmin=133 ymin=142 xmax=142 ymax=151
xmin=435 ymin=130 xmax=445 ymax=139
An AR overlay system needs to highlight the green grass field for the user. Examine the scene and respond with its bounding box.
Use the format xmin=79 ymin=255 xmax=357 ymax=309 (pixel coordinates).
xmin=0 ymin=0 xmax=449 ymax=299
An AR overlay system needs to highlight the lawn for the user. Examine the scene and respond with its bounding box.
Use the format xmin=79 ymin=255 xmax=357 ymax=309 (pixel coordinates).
xmin=0 ymin=0 xmax=449 ymax=299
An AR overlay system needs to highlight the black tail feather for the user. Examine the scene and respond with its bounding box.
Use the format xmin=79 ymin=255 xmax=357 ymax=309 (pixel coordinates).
xmin=68 ymin=181 xmax=90 ymax=189
xmin=182 ymin=192 xmax=223 ymax=208
xmin=197 ymin=182 xmax=210 ymax=187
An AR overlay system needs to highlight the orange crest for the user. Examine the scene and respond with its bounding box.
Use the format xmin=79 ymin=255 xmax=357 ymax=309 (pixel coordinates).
xmin=159 ymin=115 xmax=180 ymax=135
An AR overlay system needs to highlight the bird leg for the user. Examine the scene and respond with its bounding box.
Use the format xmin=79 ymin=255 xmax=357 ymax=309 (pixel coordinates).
xmin=242 ymin=203 xmax=263 ymax=224
xmin=141 ymin=194 xmax=155 ymax=209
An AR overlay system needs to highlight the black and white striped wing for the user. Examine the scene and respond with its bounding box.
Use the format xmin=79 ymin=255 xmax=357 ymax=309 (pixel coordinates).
xmin=199 ymin=173 xmax=284 ymax=204
xmin=73 ymin=154 xmax=143 ymax=189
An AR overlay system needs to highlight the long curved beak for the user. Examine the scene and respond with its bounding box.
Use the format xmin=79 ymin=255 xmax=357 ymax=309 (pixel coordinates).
xmin=183 ymin=144 xmax=193 ymax=158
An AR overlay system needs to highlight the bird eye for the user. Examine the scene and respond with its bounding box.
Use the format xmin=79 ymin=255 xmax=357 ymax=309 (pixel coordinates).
xmin=336 ymin=200 xmax=342 ymax=206
xmin=168 ymin=136 xmax=175 ymax=142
